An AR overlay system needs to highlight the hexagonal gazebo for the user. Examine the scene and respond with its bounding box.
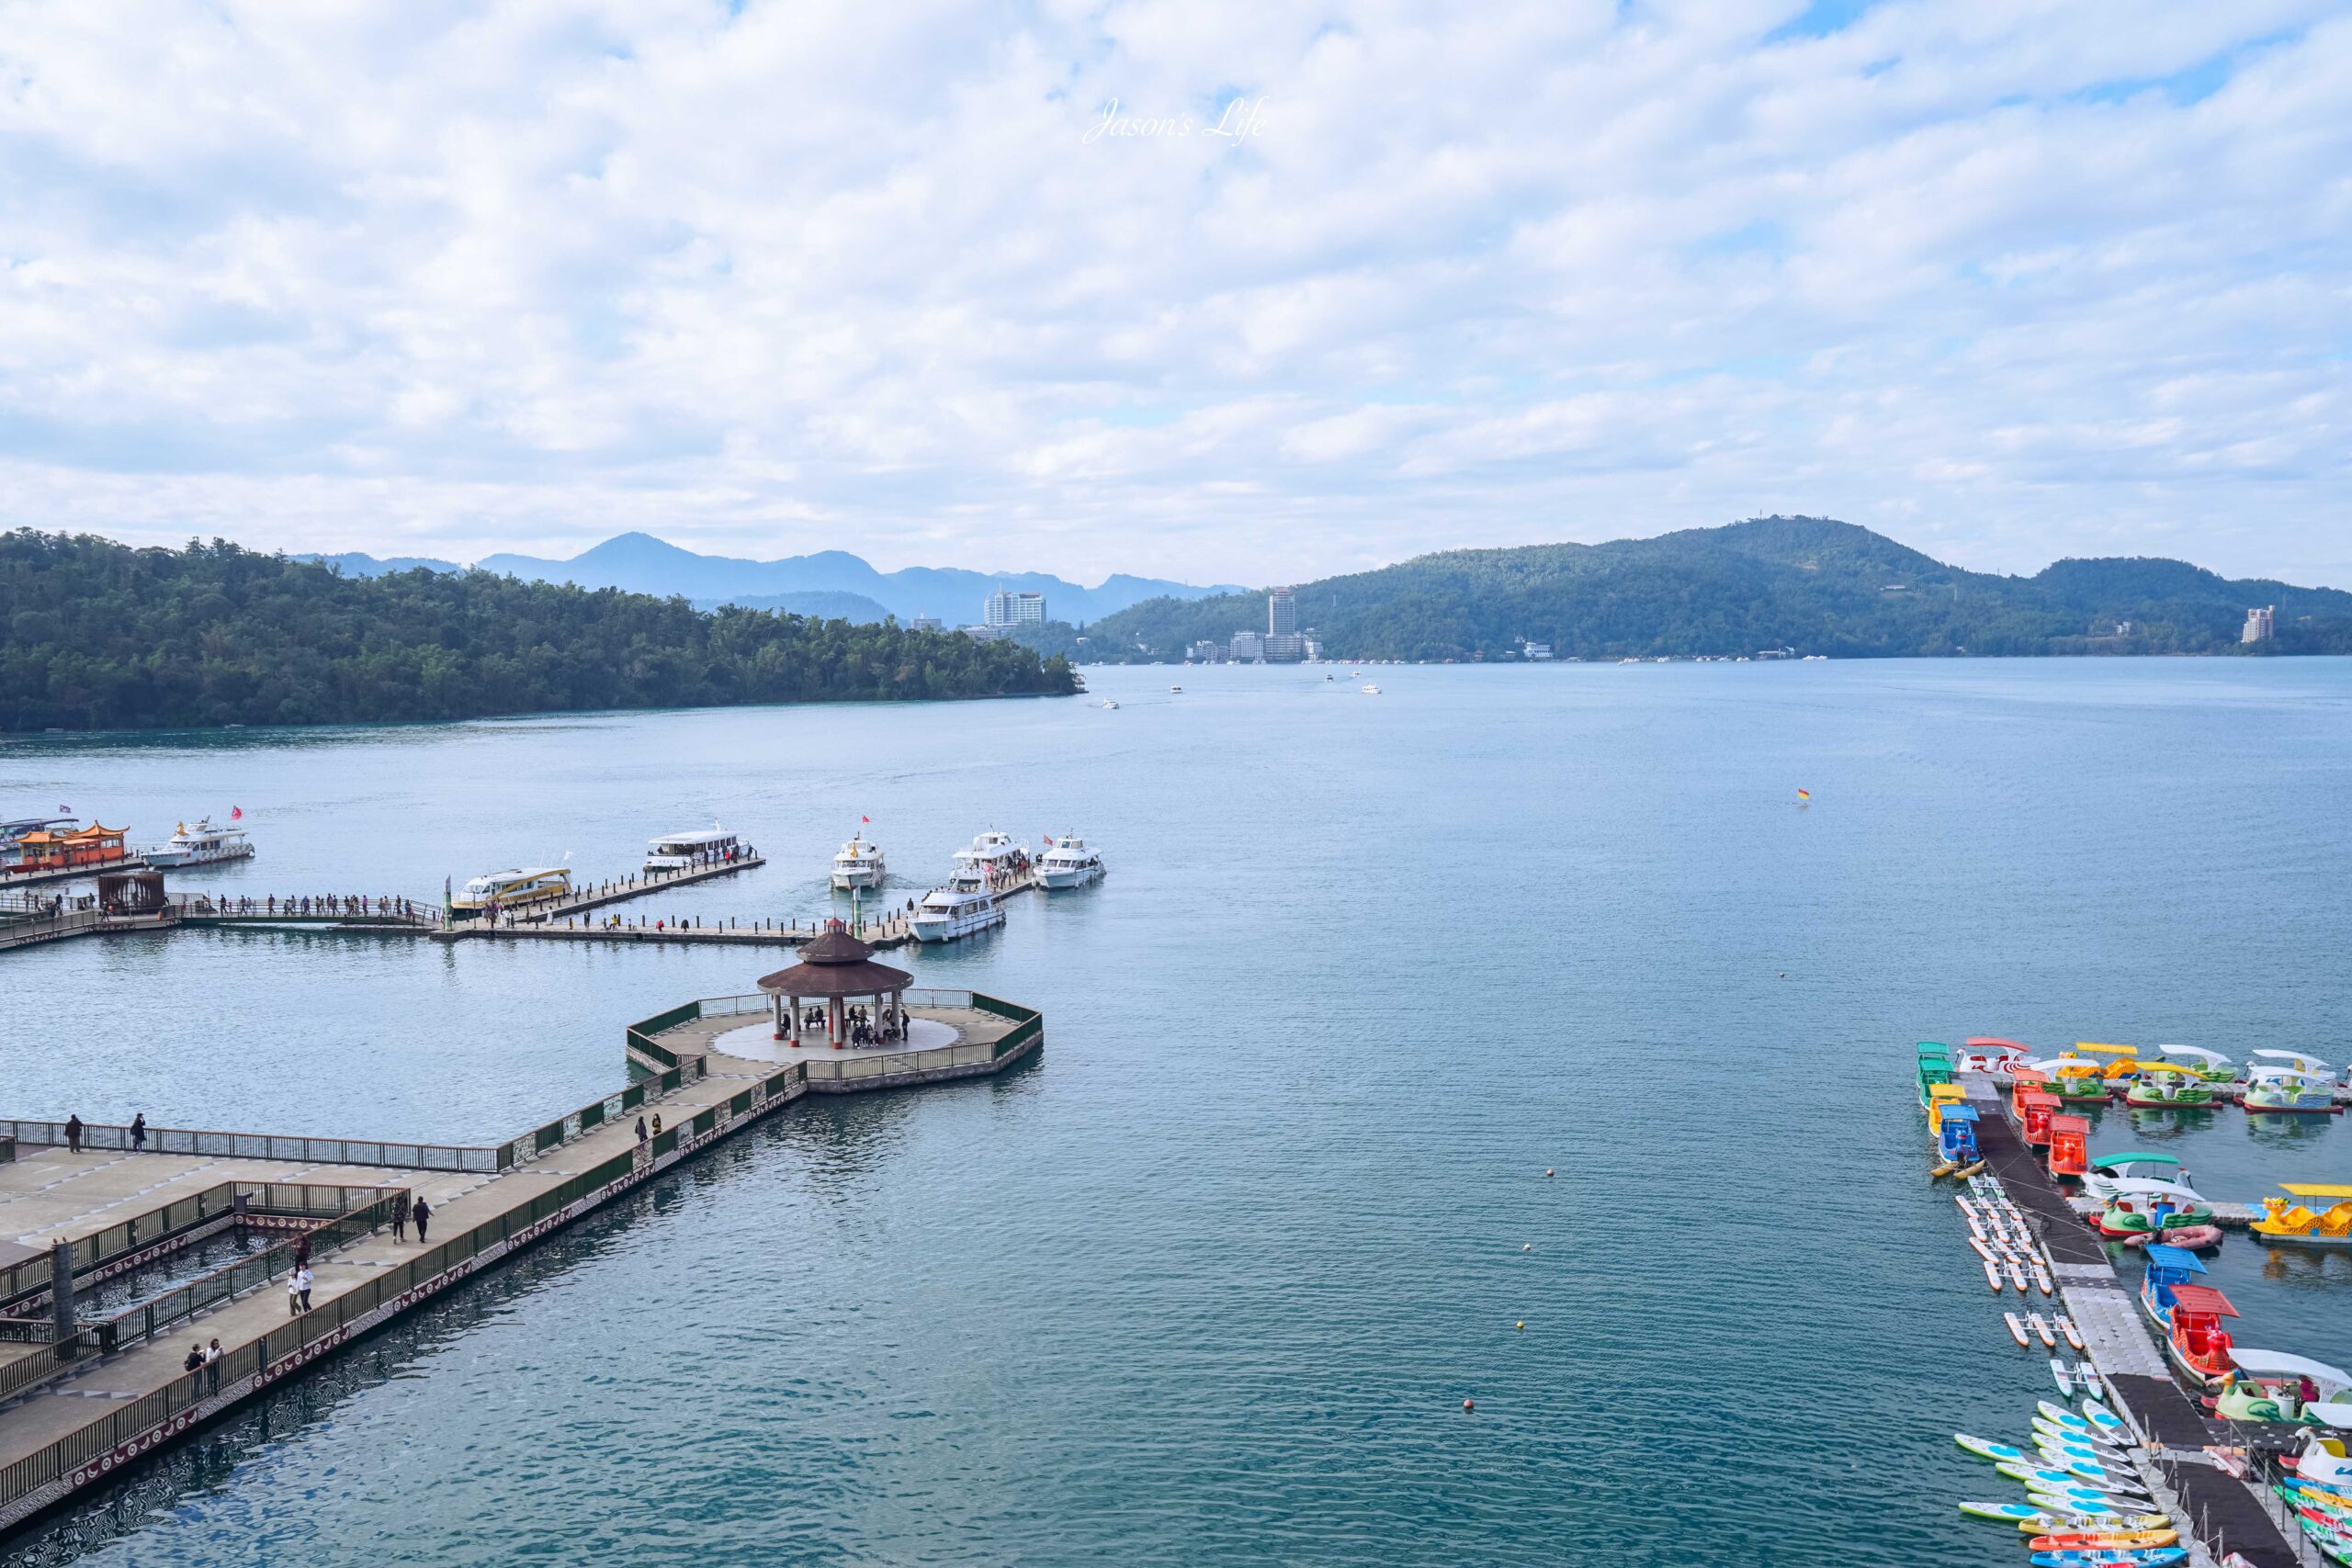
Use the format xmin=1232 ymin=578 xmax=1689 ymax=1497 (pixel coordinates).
xmin=755 ymin=919 xmax=913 ymax=1049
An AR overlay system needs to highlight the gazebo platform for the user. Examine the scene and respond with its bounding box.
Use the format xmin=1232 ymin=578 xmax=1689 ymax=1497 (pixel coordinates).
xmin=629 ymin=988 xmax=1038 ymax=1091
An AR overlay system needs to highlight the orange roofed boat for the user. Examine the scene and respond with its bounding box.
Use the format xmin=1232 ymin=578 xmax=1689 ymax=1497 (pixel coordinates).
xmin=9 ymin=823 xmax=129 ymax=873
xmin=2017 ymin=1089 xmax=2063 ymax=1146
xmin=2163 ymin=1283 xmax=2239 ymax=1387
xmin=2048 ymin=1114 xmax=2091 ymax=1177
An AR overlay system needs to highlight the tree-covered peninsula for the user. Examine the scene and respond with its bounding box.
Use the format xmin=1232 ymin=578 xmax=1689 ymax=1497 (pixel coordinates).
xmin=0 ymin=531 xmax=1078 ymax=731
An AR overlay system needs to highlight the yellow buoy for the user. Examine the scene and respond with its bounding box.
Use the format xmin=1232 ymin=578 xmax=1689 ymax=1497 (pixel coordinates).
xmin=1515 ymin=1321 xmax=1524 ymax=1330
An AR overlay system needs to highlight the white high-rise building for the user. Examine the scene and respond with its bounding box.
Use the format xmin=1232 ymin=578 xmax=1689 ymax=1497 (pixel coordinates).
xmin=1268 ymin=586 xmax=1297 ymax=637
xmin=985 ymin=590 xmax=1046 ymax=627
xmin=2241 ymin=605 xmax=2276 ymax=644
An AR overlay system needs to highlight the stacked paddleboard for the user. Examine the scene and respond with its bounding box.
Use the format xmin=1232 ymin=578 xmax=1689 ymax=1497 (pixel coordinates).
xmin=1955 ymin=1394 xmax=2177 ymax=1556
xmin=1961 ymin=1179 xmax=2058 ymax=1297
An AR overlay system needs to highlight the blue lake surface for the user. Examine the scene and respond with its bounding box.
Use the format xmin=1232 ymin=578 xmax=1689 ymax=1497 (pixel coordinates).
xmin=2 ymin=659 xmax=2348 ymax=1565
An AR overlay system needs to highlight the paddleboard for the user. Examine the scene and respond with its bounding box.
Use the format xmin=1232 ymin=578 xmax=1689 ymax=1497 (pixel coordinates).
xmin=2030 ymin=1531 xmax=2178 ymax=1552
xmin=2027 ymin=1550 xmax=2184 ymax=1567
xmin=1973 ymin=1236 xmax=2000 ymax=1263
xmin=2052 ymin=1358 xmax=2076 ymax=1397
xmin=2034 ymin=1265 xmax=2056 ymax=1295
xmin=2029 ymin=1313 xmax=2057 ymax=1348
xmin=2076 ymin=1397 xmax=2127 ymax=1436
xmin=2057 ymin=1315 xmax=2085 ymax=1350
xmin=1985 ymin=1258 xmax=2005 ymax=1292
xmin=2006 ymin=1313 xmax=2032 ymax=1348
xmin=2008 ymin=1259 xmax=2030 ymax=1291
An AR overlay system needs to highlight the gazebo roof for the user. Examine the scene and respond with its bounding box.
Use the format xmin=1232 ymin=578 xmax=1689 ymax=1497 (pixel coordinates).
xmin=756 ymin=919 xmax=912 ymax=998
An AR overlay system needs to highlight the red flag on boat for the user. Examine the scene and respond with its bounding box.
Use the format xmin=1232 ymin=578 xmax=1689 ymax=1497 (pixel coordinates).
xmin=860 ymin=815 xmax=869 ymax=823
xmin=231 ymin=806 xmax=243 ymax=819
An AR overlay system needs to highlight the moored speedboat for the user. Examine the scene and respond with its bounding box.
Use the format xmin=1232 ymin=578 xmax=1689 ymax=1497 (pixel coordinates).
xmin=145 ymin=817 xmax=255 ymax=869
xmin=908 ymin=886 xmax=1003 ymax=942
xmin=831 ymin=834 xmax=887 ymax=890
xmin=1035 ymin=833 xmax=1105 ymax=889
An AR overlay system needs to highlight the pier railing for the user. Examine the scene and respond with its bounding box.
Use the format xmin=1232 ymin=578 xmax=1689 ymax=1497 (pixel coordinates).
xmin=0 ymin=1119 xmax=504 ymax=1174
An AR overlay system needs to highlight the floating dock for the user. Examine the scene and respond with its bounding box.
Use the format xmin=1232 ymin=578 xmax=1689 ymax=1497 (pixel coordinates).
xmin=0 ymin=986 xmax=1042 ymax=1534
xmin=1962 ymin=1074 xmax=2304 ymax=1568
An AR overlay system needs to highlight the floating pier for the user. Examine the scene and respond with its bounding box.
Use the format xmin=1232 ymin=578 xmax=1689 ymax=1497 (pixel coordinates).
xmin=0 ymin=985 xmax=1042 ymax=1533
xmin=1962 ymin=1074 xmax=2305 ymax=1568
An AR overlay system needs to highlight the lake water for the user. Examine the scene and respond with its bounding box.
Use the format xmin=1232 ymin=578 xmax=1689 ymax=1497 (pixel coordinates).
xmin=3 ymin=660 xmax=2348 ymax=1566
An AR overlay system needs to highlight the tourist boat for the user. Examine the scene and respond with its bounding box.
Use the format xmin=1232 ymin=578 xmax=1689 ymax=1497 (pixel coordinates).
xmin=644 ymin=829 xmax=740 ymax=873
xmin=2136 ymin=1243 xmax=2211 ymax=1331
xmin=1101 ymin=699 xmax=1120 ymax=709
xmin=908 ymin=886 xmax=1003 ymax=942
xmin=2041 ymin=1057 xmax=2115 ymax=1104
xmin=1361 ymin=683 xmax=1381 ymax=694
xmin=2098 ymin=1179 xmax=2217 ymax=1238
xmin=948 ymin=830 xmax=1030 ymax=894
xmin=2207 ymin=1348 xmax=2352 ymax=1423
xmin=1958 ymin=1036 xmax=2034 ymax=1074
xmin=2123 ymin=1065 xmax=2216 ymax=1110
xmin=2018 ymin=1089 xmax=2063 ymax=1146
xmin=831 ymin=834 xmax=887 ymax=890
xmin=2160 ymin=1283 xmax=2239 ymax=1387
xmin=2154 ymin=1043 xmax=2236 ymax=1084
xmin=2083 ymin=1151 xmax=2193 ymax=1201
xmin=2047 ymin=1115 xmax=2090 ymax=1177
xmin=144 ymin=817 xmax=255 ymax=868
xmin=2242 ymin=1061 xmax=2340 ymax=1113
xmin=1035 ymin=834 xmax=1105 ymax=890
xmin=1917 ymin=1044 xmax=1957 ymax=1110
xmin=6 ymin=821 xmax=130 ymax=874
xmin=2250 ymin=1184 xmax=2352 ymax=1248
xmin=451 ymin=866 xmax=571 ymax=920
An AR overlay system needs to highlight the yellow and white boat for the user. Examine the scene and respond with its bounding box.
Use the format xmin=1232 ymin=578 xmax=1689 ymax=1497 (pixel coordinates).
xmin=451 ymin=866 xmax=571 ymax=921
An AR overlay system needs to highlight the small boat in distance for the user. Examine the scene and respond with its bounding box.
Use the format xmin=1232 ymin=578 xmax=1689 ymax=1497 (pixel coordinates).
xmin=1037 ymin=834 xmax=1105 ymax=889
xmin=1170 ymin=684 xmax=1182 ymax=693
xmin=644 ymin=828 xmax=740 ymax=873
xmin=452 ymin=866 xmax=571 ymax=921
xmin=1101 ymin=698 xmax=1119 ymax=709
xmin=831 ymin=834 xmax=887 ymax=890
xmin=1362 ymin=683 xmax=1381 ymax=694
xmin=145 ymin=817 xmax=255 ymax=869
xmin=909 ymin=886 xmax=1004 ymax=942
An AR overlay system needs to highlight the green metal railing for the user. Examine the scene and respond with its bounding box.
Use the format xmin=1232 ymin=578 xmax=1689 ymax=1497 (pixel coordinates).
xmin=0 ymin=1119 xmax=501 ymax=1174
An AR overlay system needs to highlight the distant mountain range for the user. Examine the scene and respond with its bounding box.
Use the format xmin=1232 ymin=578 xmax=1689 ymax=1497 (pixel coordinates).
xmin=1046 ymin=516 xmax=2352 ymax=661
xmin=302 ymin=533 xmax=1239 ymax=625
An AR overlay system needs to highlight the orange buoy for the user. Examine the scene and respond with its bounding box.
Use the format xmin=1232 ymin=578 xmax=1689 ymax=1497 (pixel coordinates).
xmin=1462 ymin=1398 xmax=1475 ymax=1412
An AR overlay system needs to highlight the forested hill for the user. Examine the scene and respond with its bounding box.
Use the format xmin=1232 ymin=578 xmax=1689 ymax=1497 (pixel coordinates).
xmin=0 ymin=531 xmax=1077 ymax=732
xmin=1067 ymin=517 xmax=2352 ymax=662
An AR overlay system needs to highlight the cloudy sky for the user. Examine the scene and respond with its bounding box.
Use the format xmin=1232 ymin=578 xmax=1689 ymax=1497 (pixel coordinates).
xmin=1 ymin=0 xmax=2346 ymax=586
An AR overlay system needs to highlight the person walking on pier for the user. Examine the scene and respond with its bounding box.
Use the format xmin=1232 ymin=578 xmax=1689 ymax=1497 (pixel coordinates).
xmin=296 ymin=1264 xmax=313 ymax=1312
xmin=391 ymin=1191 xmax=408 ymax=1241
xmin=63 ymin=1113 xmax=83 ymax=1154
xmin=636 ymin=1115 xmax=648 ymax=1150
xmin=130 ymin=1112 xmax=146 ymax=1151
xmin=412 ymin=1197 xmax=431 ymax=1243
xmin=287 ymin=1268 xmax=304 ymax=1316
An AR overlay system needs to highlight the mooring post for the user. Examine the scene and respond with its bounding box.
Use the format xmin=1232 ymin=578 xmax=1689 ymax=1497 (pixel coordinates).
xmin=50 ymin=1238 xmax=74 ymax=1348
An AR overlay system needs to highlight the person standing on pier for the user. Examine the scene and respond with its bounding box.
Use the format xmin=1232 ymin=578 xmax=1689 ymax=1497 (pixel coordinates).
xmin=63 ymin=1114 xmax=83 ymax=1154
xmin=287 ymin=1269 xmax=304 ymax=1316
xmin=636 ymin=1115 xmax=648 ymax=1150
xmin=130 ymin=1112 xmax=146 ymax=1151
xmin=413 ymin=1197 xmax=431 ymax=1243
xmin=205 ymin=1338 xmax=222 ymax=1394
xmin=297 ymin=1264 xmax=313 ymax=1312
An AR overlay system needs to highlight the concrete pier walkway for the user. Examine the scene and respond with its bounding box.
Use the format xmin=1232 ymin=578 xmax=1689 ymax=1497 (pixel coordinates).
xmin=0 ymin=986 xmax=1042 ymax=1533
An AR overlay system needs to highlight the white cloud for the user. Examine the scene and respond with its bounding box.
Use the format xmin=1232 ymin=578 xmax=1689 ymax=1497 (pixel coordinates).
xmin=0 ymin=0 xmax=2345 ymax=585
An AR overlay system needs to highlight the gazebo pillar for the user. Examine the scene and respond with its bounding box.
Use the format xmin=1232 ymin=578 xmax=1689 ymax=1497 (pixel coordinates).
xmin=772 ymin=991 xmax=786 ymax=1040
xmin=830 ymin=995 xmax=843 ymax=1048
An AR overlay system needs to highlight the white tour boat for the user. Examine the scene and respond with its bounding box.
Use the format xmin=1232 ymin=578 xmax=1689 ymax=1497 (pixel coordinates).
xmin=644 ymin=829 xmax=740 ymax=873
xmin=1036 ymin=834 xmax=1105 ymax=890
xmin=909 ymin=886 xmax=1004 ymax=942
xmin=831 ymin=834 xmax=887 ymax=890
xmin=451 ymin=866 xmax=572 ymax=920
xmin=949 ymin=830 xmax=1030 ymax=894
xmin=145 ymin=818 xmax=256 ymax=869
